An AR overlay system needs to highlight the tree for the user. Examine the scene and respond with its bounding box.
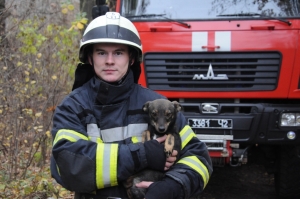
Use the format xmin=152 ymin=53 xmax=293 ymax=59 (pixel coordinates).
xmin=0 ymin=0 xmax=88 ymax=198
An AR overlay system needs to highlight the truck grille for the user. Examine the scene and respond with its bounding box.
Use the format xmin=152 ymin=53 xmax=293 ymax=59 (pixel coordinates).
xmin=144 ymin=52 xmax=281 ymax=91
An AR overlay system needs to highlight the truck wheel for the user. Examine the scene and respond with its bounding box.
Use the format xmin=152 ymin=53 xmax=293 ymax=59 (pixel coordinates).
xmin=275 ymin=145 xmax=300 ymax=198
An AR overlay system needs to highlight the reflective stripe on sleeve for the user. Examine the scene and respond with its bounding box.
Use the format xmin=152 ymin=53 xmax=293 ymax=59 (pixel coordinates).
xmin=53 ymin=129 xmax=88 ymax=146
xmin=179 ymin=125 xmax=196 ymax=149
xmin=131 ymin=136 xmax=141 ymax=143
xmin=177 ymin=156 xmax=209 ymax=188
xmin=96 ymin=143 xmax=118 ymax=188
xmin=100 ymin=123 xmax=148 ymax=142
xmin=87 ymin=124 xmax=102 ymax=143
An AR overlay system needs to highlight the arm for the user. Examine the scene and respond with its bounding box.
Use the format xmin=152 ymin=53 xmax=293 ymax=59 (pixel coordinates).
xmin=50 ymin=97 xmax=165 ymax=193
xmin=140 ymin=113 xmax=213 ymax=199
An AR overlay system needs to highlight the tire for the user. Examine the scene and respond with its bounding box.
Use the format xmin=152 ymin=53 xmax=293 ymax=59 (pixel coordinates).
xmin=275 ymin=145 xmax=300 ymax=198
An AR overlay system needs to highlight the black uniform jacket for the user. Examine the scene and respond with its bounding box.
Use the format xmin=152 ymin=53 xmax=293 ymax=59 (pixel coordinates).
xmin=51 ymin=70 xmax=213 ymax=198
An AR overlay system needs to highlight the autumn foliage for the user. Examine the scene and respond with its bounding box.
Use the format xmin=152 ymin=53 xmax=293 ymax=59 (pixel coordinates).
xmin=0 ymin=1 xmax=88 ymax=198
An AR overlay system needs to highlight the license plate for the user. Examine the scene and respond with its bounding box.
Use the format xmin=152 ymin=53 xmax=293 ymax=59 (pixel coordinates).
xmin=188 ymin=118 xmax=232 ymax=129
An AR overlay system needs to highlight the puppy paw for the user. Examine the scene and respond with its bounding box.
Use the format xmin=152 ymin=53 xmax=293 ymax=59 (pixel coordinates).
xmin=142 ymin=130 xmax=151 ymax=142
xmin=164 ymin=146 xmax=173 ymax=158
xmin=164 ymin=134 xmax=175 ymax=157
xmin=123 ymin=176 xmax=134 ymax=189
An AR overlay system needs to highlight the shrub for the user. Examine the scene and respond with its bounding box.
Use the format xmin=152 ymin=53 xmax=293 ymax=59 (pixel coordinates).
xmin=0 ymin=1 xmax=87 ymax=198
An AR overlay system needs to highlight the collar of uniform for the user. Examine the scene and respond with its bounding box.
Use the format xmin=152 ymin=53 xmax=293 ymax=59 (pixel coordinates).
xmin=93 ymin=70 xmax=135 ymax=105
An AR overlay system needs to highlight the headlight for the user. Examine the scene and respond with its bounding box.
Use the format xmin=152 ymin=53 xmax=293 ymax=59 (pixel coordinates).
xmin=280 ymin=113 xmax=300 ymax=126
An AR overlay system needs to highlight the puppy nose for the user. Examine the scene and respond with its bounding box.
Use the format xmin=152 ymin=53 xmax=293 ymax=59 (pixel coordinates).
xmin=159 ymin=126 xmax=165 ymax=132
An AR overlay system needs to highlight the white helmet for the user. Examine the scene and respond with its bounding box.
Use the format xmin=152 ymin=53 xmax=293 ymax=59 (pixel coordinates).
xmin=79 ymin=12 xmax=142 ymax=63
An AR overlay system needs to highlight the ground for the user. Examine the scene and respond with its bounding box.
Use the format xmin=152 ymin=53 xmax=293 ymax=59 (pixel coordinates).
xmin=199 ymin=163 xmax=278 ymax=199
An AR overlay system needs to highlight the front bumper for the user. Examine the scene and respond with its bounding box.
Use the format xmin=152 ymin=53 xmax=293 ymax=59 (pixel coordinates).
xmin=181 ymin=102 xmax=300 ymax=145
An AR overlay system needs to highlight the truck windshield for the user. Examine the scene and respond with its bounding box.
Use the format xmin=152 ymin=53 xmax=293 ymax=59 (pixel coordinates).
xmin=121 ymin=0 xmax=300 ymax=20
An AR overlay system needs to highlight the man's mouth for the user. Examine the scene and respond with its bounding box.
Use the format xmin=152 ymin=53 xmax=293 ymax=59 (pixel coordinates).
xmin=104 ymin=69 xmax=116 ymax=73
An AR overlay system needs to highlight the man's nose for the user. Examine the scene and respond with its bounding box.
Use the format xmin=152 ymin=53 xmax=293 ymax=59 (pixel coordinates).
xmin=105 ymin=53 xmax=114 ymax=64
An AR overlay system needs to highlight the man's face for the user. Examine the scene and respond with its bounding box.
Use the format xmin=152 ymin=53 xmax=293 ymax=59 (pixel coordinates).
xmin=90 ymin=43 xmax=132 ymax=82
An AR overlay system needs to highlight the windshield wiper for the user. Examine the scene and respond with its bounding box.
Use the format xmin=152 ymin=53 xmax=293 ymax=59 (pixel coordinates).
xmin=217 ymin=13 xmax=291 ymax=26
xmin=126 ymin=14 xmax=191 ymax=28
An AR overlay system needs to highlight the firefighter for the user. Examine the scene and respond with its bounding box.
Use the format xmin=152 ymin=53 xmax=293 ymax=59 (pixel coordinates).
xmin=50 ymin=12 xmax=213 ymax=199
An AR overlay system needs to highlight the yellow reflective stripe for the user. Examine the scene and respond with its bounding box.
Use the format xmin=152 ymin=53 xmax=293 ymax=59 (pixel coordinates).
xmin=96 ymin=143 xmax=118 ymax=189
xmin=179 ymin=125 xmax=196 ymax=149
xmin=53 ymin=129 xmax=88 ymax=146
xmin=131 ymin=136 xmax=139 ymax=143
xmin=110 ymin=144 xmax=118 ymax=186
xmin=96 ymin=137 xmax=103 ymax=143
xmin=88 ymin=136 xmax=104 ymax=143
xmin=177 ymin=156 xmax=209 ymax=188
xmin=96 ymin=143 xmax=105 ymax=188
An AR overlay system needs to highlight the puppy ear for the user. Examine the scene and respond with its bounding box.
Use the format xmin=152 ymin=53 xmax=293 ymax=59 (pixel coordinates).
xmin=172 ymin=101 xmax=181 ymax=112
xmin=143 ymin=101 xmax=151 ymax=112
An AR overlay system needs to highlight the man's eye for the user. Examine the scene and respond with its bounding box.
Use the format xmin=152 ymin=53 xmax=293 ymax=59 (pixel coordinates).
xmin=115 ymin=51 xmax=123 ymax=56
xmin=98 ymin=52 xmax=106 ymax=55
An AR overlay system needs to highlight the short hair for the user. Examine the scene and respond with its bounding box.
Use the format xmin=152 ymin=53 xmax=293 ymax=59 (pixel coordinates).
xmin=86 ymin=44 xmax=139 ymax=63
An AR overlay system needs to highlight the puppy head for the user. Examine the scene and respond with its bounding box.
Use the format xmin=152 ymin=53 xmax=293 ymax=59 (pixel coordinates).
xmin=143 ymin=99 xmax=181 ymax=134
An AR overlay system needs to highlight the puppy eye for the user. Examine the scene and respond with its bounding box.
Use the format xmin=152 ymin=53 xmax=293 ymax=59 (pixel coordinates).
xmin=166 ymin=113 xmax=171 ymax=118
xmin=151 ymin=112 xmax=157 ymax=117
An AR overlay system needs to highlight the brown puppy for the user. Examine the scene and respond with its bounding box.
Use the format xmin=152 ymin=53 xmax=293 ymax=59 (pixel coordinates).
xmin=124 ymin=99 xmax=182 ymax=199
xmin=142 ymin=99 xmax=182 ymax=158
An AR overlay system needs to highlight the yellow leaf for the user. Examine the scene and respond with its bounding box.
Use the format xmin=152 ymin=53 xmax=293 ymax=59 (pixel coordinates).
xmin=24 ymin=71 xmax=30 ymax=76
xmin=33 ymin=142 xmax=39 ymax=148
xmin=0 ymin=109 xmax=2 ymax=114
xmin=67 ymin=4 xmax=74 ymax=11
xmin=68 ymin=25 xmax=75 ymax=31
xmin=17 ymin=62 xmax=22 ymax=67
xmin=59 ymin=190 xmax=70 ymax=197
xmin=30 ymin=80 xmax=36 ymax=84
xmin=3 ymin=67 xmax=7 ymax=70
xmin=80 ymin=18 xmax=88 ymax=24
xmin=0 ymin=184 xmax=5 ymax=191
xmin=35 ymin=112 xmax=42 ymax=117
xmin=76 ymin=22 xmax=84 ymax=30
xmin=52 ymin=75 xmax=57 ymax=80
xmin=61 ymin=8 xmax=68 ymax=14
xmin=27 ymin=109 xmax=33 ymax=115
xmin=37 ymin=53 xmax=42 ymax=58
xmin=25 ymin=77 xmax=30 ymax=82
xmin=46 ymin=131 xmax=51 ymax=138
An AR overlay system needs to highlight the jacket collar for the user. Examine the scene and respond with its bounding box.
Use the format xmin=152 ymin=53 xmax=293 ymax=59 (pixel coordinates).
xmin=91 ymin=70 xmax=135 ymax=105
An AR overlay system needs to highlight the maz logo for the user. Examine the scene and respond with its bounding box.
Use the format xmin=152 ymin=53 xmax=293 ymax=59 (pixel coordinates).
xmin=193 ymin=64 xmax=228 ymax=80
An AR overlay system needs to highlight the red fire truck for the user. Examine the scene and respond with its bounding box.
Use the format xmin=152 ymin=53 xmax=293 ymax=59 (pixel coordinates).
xmin=103 ymin=0 xmax=300 ymax=197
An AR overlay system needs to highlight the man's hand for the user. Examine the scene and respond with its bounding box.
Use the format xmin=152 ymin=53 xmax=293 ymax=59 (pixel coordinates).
xmin=136 ymin=177 xmax=183 ymax=199
xmin=164 ymin=150 xmax=177 ymax=170
xmin=155 ymin=135 xmax=167 ymax=143
xmin=156 ymin=135 xmax=178 ymax=170
xmin=135 ymin=181 xmax=153 ymax=189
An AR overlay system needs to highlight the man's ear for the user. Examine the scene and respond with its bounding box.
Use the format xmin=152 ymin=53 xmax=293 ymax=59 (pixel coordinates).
xmin=88 ymin=55 xmax=92 ymax=65
xmin=130 ymin=59 xmax=135 ymax=66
